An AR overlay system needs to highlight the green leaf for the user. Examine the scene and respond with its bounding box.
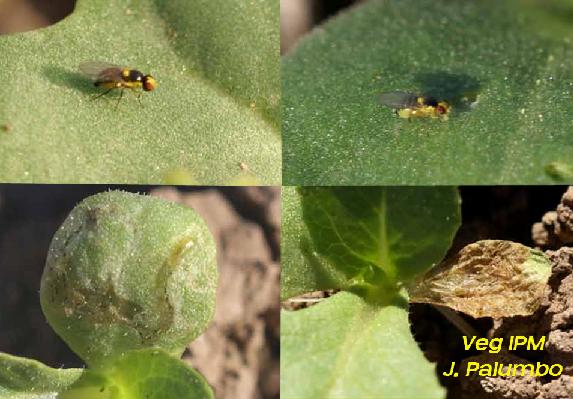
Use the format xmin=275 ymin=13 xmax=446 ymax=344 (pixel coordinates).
xmin=156 ymin=0 xmax=280 ymax=125
xmin=545 ymin=161 xmax=573 ymax=181
xmin=283 ymin=0 xmax=573 ymax=185
xmin=60 ymin=349 xmax=213 ymax=399
xmin=0 ymin=352 xmax=83 ymax=398
xmin=281 ymin=186 xmax=349 ymax=300
xmin=281 ymin=187 xmax=461 ymax=299
xmin=281 ymin=291 xmax=445 ymax=399
xmin=40 ymin=191 xmax=218 ymax=368
xmin=513 ymin=0 xmax=573 ymax=40
xmin=0 ymin=0 xmax=280 ymax=185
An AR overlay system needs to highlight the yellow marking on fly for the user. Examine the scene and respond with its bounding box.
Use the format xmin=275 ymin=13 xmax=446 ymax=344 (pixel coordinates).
xmin=97 ymin=80 xmax=142 ymax=90
xmin=121 ymin=68 xmax=130 ymax=79
xmin=396 ymin=101 xmax=450 ymax=121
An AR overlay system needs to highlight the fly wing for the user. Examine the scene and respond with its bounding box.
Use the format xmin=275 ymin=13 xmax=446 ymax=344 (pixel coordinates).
xmin=379 ymin=91 xmax=419 ymax=109
xmin=79 ymin=61 xmax=123 ymax=80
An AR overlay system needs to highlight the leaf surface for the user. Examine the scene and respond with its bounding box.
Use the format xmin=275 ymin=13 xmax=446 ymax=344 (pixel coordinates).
xmin=281 ymin=292 xmax=444 ymax=399
xmin=283 ymin=0 xmax=573 ymax=185
xmin=60 ymin=349 xmax=213 ymax=399
xmin=0 ymin=352 xmax=83 ymax=399
xmin=281 ymin=187 xmax=461 ymax=299
xmin=41 ymin=191 xmax=218 ymax=367
xmin=0 ymin=0 xmax=280 ymax=184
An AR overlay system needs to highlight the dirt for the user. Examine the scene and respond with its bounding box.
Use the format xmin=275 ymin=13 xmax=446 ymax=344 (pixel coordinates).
xmin=532 ymin=187 xmax=573 ymax=248
xmin=280 ymin=0 xmax=362 ymax=54
xmin=0 ymin=0 xmax=74 ymax=35
xmin=0 ymin=185 xmax=279 ymax=399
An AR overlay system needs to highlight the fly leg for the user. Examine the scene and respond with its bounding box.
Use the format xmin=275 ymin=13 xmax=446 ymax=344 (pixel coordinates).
xmin=115 ymin=88 xmax=125 ymax=109
xmin=128 ymin=90 xmax=144 ymax=107
xmin=91 ymin=88 xmax=113 ymax=101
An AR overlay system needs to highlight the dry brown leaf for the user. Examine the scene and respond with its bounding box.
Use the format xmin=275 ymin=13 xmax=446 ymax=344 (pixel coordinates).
xmin=409 ymin=240 xmax=551 ymax=318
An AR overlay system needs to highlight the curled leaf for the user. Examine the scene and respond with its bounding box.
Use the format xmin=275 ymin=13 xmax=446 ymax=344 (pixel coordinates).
xmin=409 ymin=240 xmax=551 ymax=318
xmin=40 ymin=191 xmax=218 ymax=368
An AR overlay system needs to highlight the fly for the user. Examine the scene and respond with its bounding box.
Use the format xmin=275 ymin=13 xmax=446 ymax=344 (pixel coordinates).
xmin=79 ymin=61 xmax=157 ymax=107
xmin=379 ymin=91 xmax=450 ymax=120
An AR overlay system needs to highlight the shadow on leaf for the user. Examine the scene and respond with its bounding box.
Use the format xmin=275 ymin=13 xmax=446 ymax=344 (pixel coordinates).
xmin=415 ymin=71 xmax=481 ymax=112
xmin=43 ymin=65 xmax=97 ymax=95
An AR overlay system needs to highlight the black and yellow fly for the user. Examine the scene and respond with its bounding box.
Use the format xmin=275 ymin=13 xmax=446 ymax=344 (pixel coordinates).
xmin=79 ymin=61 xmax=157 ymax=106
xmin=379 ymin=91 xmax=450 ymax=120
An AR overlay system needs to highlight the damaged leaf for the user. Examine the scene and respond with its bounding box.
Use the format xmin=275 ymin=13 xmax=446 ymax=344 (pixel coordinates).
xmin=409 ymin=240 xmax=551 ymax=318
xmin=40 ymin=191 xmax=218 ymax=367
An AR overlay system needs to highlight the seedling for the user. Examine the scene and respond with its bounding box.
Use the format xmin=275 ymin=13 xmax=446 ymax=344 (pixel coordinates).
xmin=0 ymin=191 xmax=218 ymax=399
xmin=281 ymin=187 xmax=551 ymax=399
